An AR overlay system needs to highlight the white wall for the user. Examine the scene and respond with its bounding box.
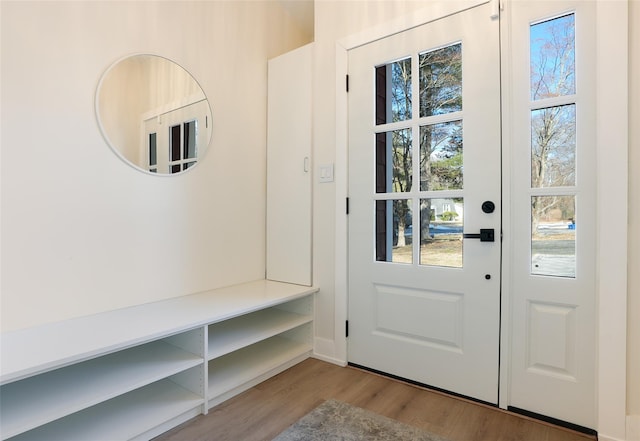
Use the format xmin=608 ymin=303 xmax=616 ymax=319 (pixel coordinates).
xmin=0 ymin=0 xmax=309 ymax=332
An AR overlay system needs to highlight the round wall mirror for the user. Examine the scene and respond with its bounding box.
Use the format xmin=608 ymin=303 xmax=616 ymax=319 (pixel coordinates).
xmin=96 ymin=54 xmax=212 ymax=175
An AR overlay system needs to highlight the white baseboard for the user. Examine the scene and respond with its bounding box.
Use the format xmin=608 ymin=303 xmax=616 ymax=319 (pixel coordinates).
xmin=599 ymin=435 xmax=626 ymax=441
xmin=628 ymin=415 xmax=640 ymax=441
xmin=599 ymin=417 xmax=639 ymax=441
xmin=313 ymin=337 xmax=347 ymax=367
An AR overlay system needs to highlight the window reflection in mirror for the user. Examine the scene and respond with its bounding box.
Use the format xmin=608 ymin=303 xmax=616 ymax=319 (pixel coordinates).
xmin=96 ymin=54 xmax=212 ymax=175
xmin=149 ymin=133 xmax=158 ymax=173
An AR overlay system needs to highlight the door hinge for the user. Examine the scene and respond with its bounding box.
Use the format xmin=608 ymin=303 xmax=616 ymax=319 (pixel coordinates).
xmin=346 ymin=197 xmax=350 ymax=215
xmin=346 ymin=74 xmax=350 ymax=92
xmin=346 ymin=320 xmax=349 ymax=338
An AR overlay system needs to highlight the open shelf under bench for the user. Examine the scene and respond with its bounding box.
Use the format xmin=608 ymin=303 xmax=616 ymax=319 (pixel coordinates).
xmin=0 ymin=280 xmax=317 ymax=441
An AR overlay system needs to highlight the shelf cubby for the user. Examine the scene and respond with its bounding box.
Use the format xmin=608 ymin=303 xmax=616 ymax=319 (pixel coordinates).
xmin=7 ymin=378 xmax=204 ymax=441
xmin=208 ymin=326 xmax=312 ymax=407
xmin=0 ymin=339 xmax=203 ymax=439
xmin=208 ymin=307 xmax=312 ymax=360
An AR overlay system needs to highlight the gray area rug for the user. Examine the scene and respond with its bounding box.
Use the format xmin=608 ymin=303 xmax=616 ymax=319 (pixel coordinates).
xmin=273 ymin=399 xmax=450 ymax=441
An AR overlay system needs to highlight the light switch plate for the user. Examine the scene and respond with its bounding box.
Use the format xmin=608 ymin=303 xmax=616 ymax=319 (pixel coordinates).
xmin=319 ymin=164 xmax=334 ymax=183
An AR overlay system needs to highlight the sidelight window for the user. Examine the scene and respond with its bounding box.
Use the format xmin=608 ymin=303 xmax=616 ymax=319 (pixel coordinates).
xmin=529 ymin=13 xmax=577 ymax=278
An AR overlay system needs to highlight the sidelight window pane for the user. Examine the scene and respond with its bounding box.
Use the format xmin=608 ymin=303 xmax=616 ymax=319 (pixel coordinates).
xmin=420 ymin=198 xmax=463 ymax=268
xmin=531 ymin=105 xmax=575 ymax=188
xmin=376 ymin=199 xmax=412 ymax=264
xmin=530 ymin=14 xmax=575 ymax=100
xmin=419 ymin=43 xmax=462 ymax=117
xmin=420 ymin=121 xmax=463 ymax=191
xmin=376 ymin=129 xmax=412 ymax=193
xmin=375 ymin=57 xmax=412 ymax=125
xmin=531 ymin=195 xmax=576 ymax=278
xmin=531 ymin=104 xmax=576 ymax=188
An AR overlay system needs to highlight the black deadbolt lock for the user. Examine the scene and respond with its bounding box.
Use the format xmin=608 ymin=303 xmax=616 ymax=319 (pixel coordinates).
xmin=482 ymin=201 xmax=495 ymax=214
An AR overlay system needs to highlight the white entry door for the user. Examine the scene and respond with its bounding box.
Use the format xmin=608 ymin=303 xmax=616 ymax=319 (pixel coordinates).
xmin=348 ymin=3 xmax=501 ymax=404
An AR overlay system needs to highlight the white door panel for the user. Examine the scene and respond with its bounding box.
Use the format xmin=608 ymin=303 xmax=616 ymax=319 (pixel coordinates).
xmin=505 ymin=0 xmax=596 ymax=429
xmin=267 ymin=44 xmax=313 ymax=286
xmin=345 ymin=0 xmax=598 ymax=430
xmin=348 ymin=2 xmax=501 ymax=404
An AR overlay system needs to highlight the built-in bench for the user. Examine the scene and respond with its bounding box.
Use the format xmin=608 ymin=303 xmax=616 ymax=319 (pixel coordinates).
xmin=0 ymin=280 xmax=317 ymax=441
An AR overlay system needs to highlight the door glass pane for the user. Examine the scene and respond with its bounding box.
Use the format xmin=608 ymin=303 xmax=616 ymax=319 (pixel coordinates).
xmin=531 ymin=195 xmax=576 ymax=278
xmin=420 ymin=198 xmax=463 ymax=268
xmin=530 ymin=14 xmax=575 ymax=100
xmin=420 ymin=120 xmax=463 ymax=191
xmin=531 ymin=105 xmax=575 ymax=187
xmin=376 ymin=199 xmax=412 ymax=264
xmin=419 ymin=43 xmax=462 ymax=117
xmin=376 ymin=129 xmax=412 ymax=193
xmin=375 ymin=57 xmax=412 ymax=125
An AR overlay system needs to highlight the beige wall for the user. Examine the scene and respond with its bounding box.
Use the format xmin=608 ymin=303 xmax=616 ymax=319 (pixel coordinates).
xmin=628 ymin=0 xmax=640 ymax=420
xmin=0 ymin=0 xmax=309 ymax=332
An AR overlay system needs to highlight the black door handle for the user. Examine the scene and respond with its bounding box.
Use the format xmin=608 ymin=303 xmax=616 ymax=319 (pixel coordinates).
xmin=463 ymin=229 xmax=495 ymax=242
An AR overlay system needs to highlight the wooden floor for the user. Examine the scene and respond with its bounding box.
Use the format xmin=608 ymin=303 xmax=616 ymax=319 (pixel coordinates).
xmin=155 ymin=358 xmax=596 ymax=441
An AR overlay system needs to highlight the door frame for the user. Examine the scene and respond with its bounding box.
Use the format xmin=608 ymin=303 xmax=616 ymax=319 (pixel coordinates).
xmin=330 ymin=0 xmax=628 ymax=438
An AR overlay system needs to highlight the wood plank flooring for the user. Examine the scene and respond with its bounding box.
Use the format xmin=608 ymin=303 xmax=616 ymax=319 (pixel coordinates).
xmin=154 ymin=358 xmax=596 ymax=441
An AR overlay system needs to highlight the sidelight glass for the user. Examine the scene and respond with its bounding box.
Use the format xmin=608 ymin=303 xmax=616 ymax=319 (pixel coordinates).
xmin=375 ymin=57 xmax=412 ymax=125
xmin=531 ymin=105 xmax=576 ymax=188
xmin=376 ymin=199 xmax=412 ymax=264
xmin=375 ymin=129 xmax=412 ymax=193
xmin=530 ymin=14 xmax=575 ymax=100
xmin=531 ymin=195 xmax=576 ymax=278
xmin=419 ymin=43 xmax=462 ymax=117
xmin=420 ymin=121 xmax=463 ymax=191
xmin=420 ymin=198 xmax=463 ymax=268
